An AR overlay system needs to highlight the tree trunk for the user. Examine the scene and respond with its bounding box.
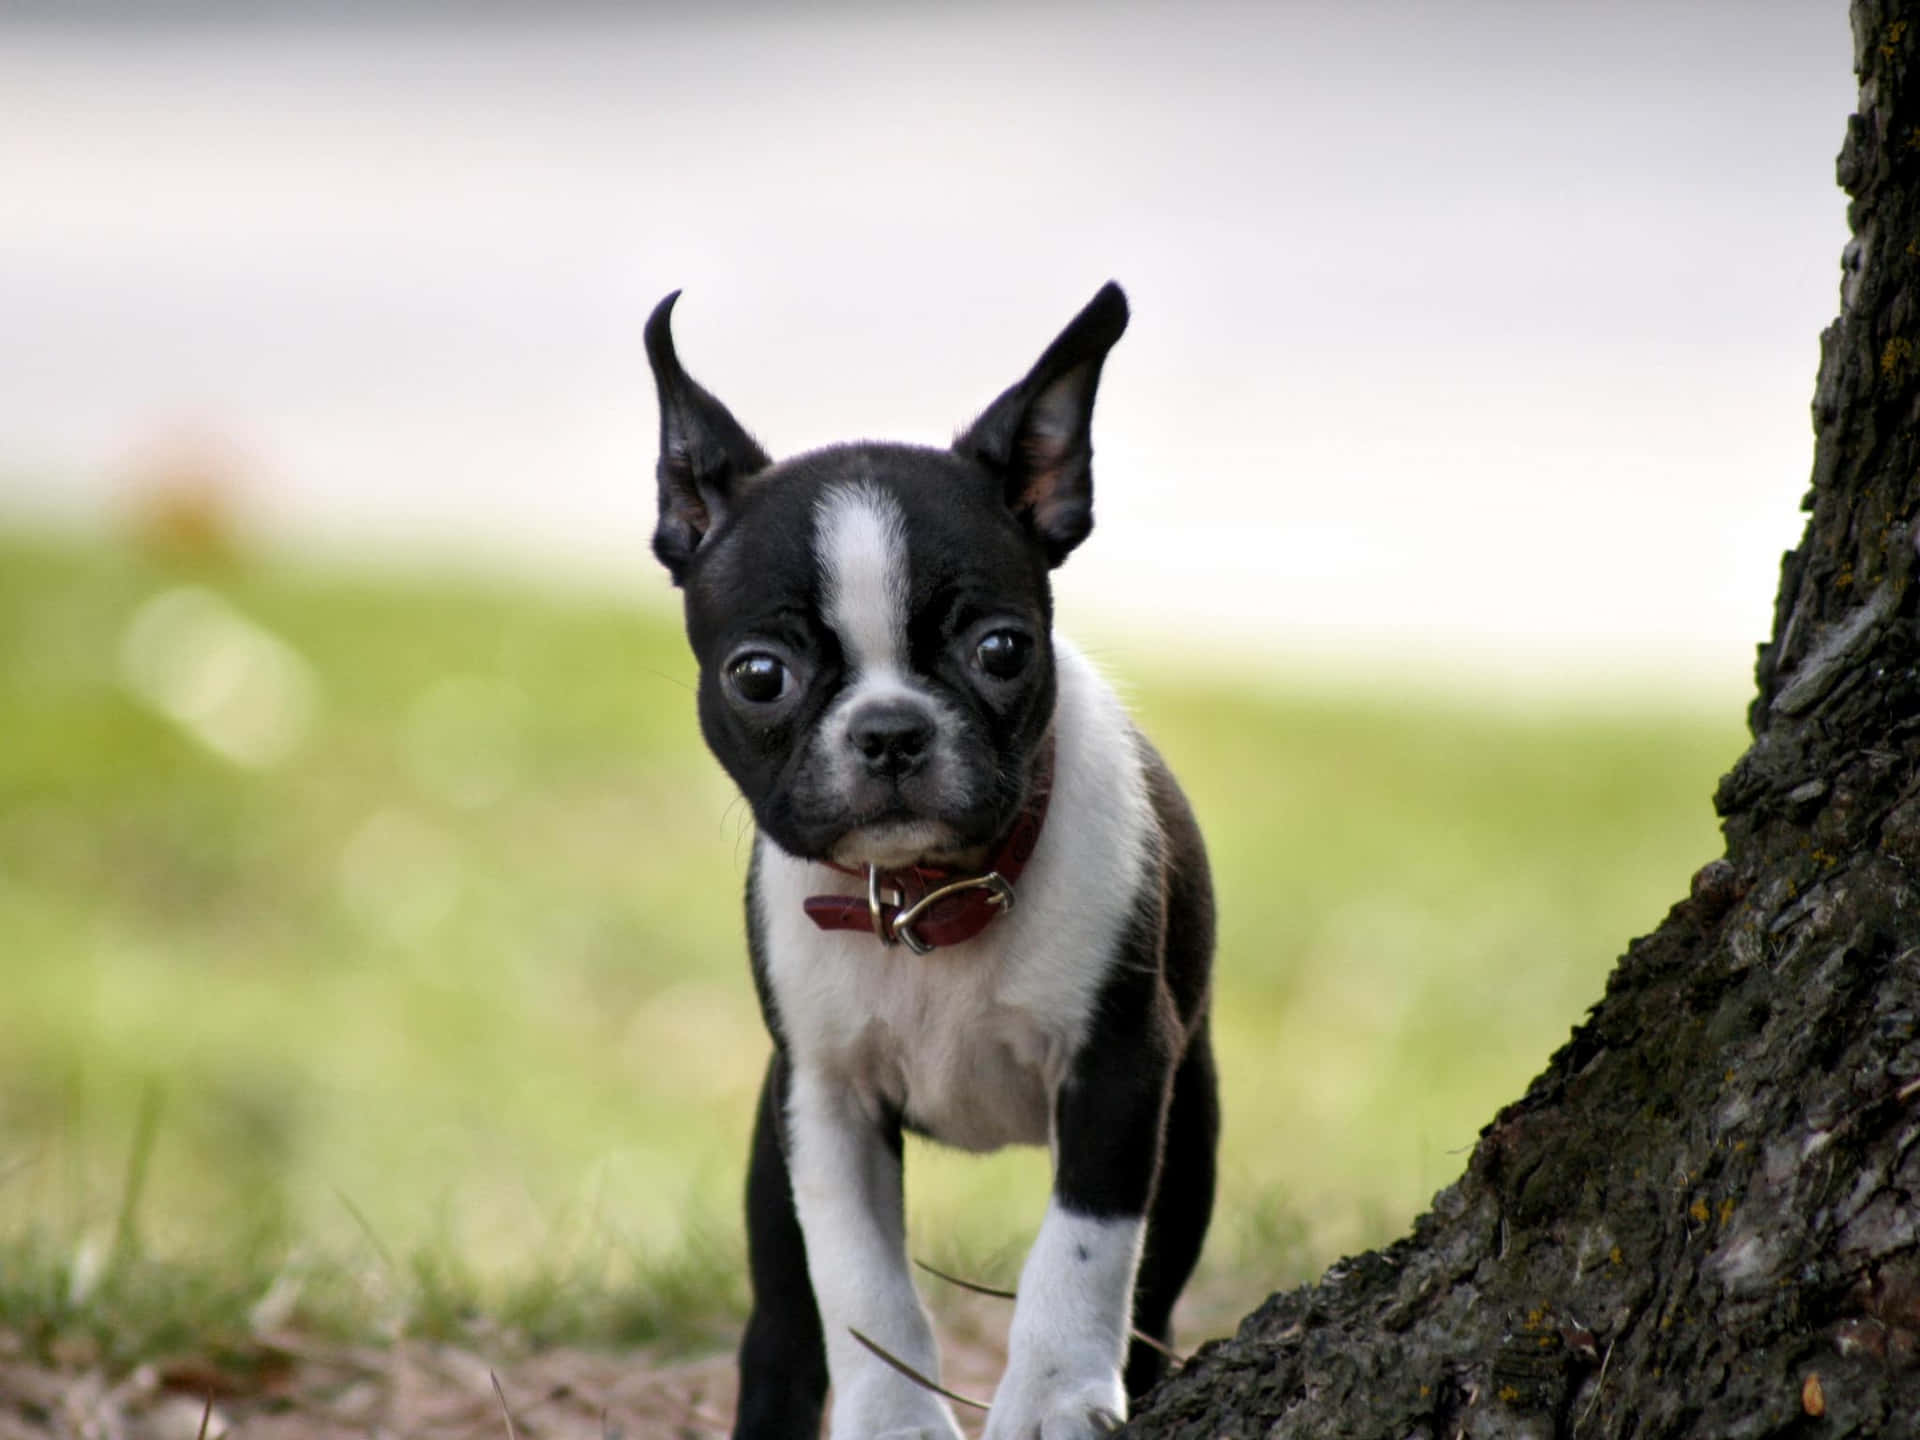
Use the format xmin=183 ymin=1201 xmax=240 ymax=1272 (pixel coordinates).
xmin=1128 ymin=6 xmax=1920 ymax=1437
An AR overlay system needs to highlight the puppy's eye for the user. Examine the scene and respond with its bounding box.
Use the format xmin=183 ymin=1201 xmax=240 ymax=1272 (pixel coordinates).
xmin=727 ymin=653 xmax=792 ymax=705
xmin=974 ymin=630 xmax=1032 ymax=681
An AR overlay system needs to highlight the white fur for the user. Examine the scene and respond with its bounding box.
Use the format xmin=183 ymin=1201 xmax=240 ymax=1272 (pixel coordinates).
xmin=753 ymin=636 xmax=1156 ymax=1438
xmin=815 ymin=479 xmax=911 ymax=679
xmin=811 ymin=479 xmax=974 ymax=865
xmin=783 ymin=1068 xmax=965 ymax=1440
xmin=985 ymin=1208 xmax=1143 ymax=1439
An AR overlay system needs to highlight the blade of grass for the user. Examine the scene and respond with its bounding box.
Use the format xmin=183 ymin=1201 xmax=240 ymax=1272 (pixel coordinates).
xmin=107 ymin=1083 xmax=164 ymax=1283
xmin=332 ymin=1186 xmax=398 ymax=1275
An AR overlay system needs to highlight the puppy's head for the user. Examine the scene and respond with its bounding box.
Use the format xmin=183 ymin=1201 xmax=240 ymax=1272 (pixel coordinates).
xmin=645 ymin=285 xmax=1128 ymax=867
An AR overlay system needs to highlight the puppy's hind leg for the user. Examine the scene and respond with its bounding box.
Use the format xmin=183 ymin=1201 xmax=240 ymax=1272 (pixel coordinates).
xmin=1126 ymin=1023 xmax=1219 ymax=1401
xmin=734 ymin=1052 xmax=828 ymax=1440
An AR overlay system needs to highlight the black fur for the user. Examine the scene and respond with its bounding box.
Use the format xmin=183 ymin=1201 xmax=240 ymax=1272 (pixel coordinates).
xmin=1051 ymin=744 xmax=1216 ymax=1400
xmin=736 ymin=1052 xmax=828 ymax=1438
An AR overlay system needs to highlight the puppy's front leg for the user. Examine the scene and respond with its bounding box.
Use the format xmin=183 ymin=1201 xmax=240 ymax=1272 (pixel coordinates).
xmin=785 ymin=1066 xmax=964 ymax=1440
xmin=986 ymin=1034 xmax=1170 ymax=1440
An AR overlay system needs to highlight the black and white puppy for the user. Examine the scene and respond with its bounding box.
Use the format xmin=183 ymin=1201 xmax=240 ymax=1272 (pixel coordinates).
xmin=644 ymin=284 xmax=1217 ymax=1440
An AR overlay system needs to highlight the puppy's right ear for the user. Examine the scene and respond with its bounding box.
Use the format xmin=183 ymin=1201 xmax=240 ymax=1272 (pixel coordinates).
xmin=954 ymin=282 xmax=1129 ymax=568
xmin=644 ymin=292 xmax=771 ymax=584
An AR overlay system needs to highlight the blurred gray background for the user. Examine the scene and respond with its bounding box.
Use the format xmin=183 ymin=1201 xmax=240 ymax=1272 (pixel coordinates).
xmin=0 ymin=2 xmax=1853 ymax=696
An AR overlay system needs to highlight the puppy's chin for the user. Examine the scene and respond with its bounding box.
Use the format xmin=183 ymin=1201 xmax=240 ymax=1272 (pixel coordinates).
xmin=829 ymin=818 xmax=970 ymax=870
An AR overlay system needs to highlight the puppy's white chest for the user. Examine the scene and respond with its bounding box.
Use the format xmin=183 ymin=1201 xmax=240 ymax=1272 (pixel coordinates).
xmin=767 ymin=912 xmax=1067 ymax=1151
xmin=853 ymin=963 xmax=1061 ymax=1150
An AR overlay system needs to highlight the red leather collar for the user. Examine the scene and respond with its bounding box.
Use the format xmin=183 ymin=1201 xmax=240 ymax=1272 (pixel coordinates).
xmin=802 ymin=740 xmax=1053 ymax=954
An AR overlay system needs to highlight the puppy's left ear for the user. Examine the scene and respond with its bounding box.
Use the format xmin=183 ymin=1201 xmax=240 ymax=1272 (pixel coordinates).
xmin=954 ymin=282 xmax=1129 ymax=567
xmin=645 ymin=292 xmax=771 ymax=585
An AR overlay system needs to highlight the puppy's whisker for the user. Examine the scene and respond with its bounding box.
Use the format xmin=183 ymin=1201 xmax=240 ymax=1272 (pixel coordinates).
xmin=718 ymin=793 xmax=758 ymax=864
xmin=722 ymin=793 xmax=756 ymax=866
xmin=633 ymin=665 xmax=697 ymax=695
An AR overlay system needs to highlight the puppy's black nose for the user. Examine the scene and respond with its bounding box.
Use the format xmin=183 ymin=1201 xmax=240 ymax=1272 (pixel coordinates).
xmin=847 ymin=699 xmax=934 ymax=779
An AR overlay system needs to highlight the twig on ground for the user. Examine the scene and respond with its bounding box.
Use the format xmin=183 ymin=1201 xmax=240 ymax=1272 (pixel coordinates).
xmin=847 ymin=1329 xmax=990 ymax=1413
xmin=490 ymin=1371 xmax=521 ymax=1440
xmin=1578 ymin=1338 xmax=1616 ymax=1430
xmin=913 ymin=1257 xmax=1188 ymax=1366
xmin=913 ymin=1258 xmax=1016 ymax=1300
xmin=1127 ymin=1327 xmax=1186 ymax=1365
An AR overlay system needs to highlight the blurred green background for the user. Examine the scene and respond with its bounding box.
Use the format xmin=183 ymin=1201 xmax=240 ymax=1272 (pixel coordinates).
xmin=0 ymin=525 xmax=1743 ymax=1361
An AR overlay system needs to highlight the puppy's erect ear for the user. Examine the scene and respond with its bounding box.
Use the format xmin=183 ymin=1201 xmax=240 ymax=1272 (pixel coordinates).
xmin=644 ymin=292 xmax=771 ymax=585
xmin=954 ymin=282 xmax=1129 ymax=568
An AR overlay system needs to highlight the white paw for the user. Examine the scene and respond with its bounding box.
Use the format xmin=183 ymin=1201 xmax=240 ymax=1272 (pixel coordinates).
xmin=836 ymin=1407 xmax=963 ymax=1440
xmin=985 ymin=1373 xmax=1126 ymax=1440
xmin=831 ymin=1388 xmax=964 ymax=1440
xmin=1038 ymin=1389 xmax=1124 ymax=1440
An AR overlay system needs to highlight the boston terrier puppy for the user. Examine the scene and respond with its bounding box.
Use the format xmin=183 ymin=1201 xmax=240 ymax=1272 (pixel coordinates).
xmin=644 ymin=283 xmax=1217 ymax=1440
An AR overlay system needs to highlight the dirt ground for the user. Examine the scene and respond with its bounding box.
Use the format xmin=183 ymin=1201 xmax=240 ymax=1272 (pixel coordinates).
xmin=0 ymin=1294 xmax=1029 ymax=1440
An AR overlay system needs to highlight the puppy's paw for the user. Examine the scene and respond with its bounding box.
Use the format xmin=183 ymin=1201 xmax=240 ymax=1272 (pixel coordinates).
xmin=984 ymin=1373 xmax=1126 ymax=1440
xmin=830 ymin=1391 xmax=963 ymax=1440
xmin=842 ymin=1405 xmax=964 ymax=1440
xmin=1039 ymin=1393 xmax=1123 ymax=1440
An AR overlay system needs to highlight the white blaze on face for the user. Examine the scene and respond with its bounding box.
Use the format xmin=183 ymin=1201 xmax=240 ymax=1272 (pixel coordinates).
xmin=814 ymin=480 xmax=911 ymax=684
xmin=811 ymin=479 xmax=967 ymax=867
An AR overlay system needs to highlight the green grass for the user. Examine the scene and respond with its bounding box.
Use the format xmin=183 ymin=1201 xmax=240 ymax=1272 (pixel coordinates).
xmin=0 ymin=528 xmax=1745 ymax=1364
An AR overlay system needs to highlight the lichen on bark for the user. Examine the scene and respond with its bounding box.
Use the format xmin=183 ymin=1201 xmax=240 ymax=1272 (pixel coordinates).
xmin=1128 ymin=4 xmax=1920 ymax=1436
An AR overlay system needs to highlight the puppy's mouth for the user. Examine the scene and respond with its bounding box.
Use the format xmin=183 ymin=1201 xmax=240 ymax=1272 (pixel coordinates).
xmin=827 ymin=813 xmax=972 ymax=870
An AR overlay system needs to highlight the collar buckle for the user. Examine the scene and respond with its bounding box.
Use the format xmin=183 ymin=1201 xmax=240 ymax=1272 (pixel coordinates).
xmin=865 ymin=864 xmax=902 ymax=945
xmin=867 ymin=865 xmax=1016 ymax=954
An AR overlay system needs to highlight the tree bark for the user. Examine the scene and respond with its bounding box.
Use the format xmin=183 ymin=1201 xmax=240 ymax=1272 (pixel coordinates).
xmin=1128 ymin=5 xmax=1920 ymax=1436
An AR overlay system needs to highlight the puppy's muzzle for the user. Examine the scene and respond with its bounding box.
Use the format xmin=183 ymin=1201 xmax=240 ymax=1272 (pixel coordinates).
xmin=846 ymin=697 xmax=935 ymax=781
